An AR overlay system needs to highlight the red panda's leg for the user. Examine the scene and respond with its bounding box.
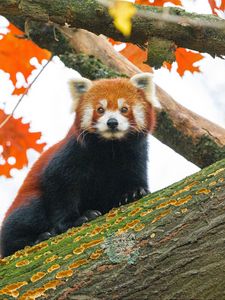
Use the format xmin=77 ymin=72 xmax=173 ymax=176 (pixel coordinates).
xmin=121 ymin=187 xmax=149 ymax=205
xmin=50 ymin=210 xmax=102 ymax=235
xmin=33 ymin=231 xmax=53 ymax=245
xmin=0 ymin=199 xmax=49 ymax=257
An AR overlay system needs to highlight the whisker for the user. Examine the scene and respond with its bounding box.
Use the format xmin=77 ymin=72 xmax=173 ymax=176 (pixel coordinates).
xmin=76 ymin=126 xmax=94 ymax=143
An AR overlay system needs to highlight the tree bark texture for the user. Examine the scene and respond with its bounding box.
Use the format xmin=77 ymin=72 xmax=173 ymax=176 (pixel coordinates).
xmin=0 ymin=158 xmax=225 ymax=299
xmin=1 ymin=0 xmax=225 ymax=58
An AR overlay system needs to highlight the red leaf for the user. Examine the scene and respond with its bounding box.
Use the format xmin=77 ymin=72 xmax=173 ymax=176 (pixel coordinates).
xmin=164 ymin=48 xmax=204 ymax=76
xmin=135 ymin=0 xmax=182 ymax=6
xmin=0 ymin=23 xmax=51 ymax=95
xmin=108 ymin=39 xmax=152 ymax=72
xmin=163 ymin=61 xmax=172 ymax=71
xmin=0 ymin=110 xmax=46 ymax=177
xmin=175 ymin=48 xmax=204 ymax=76
xmin=208 ymin=0 xmax=225 ymax=14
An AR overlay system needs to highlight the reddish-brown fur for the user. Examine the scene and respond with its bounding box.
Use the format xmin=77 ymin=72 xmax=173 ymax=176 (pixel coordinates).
xmin=75 ymin=79 xmax=155 ymax=133
xmin=4 ymin=78 xmax=155 ymax=220
xmin=4 ymin=127 xmax=76 ymax=219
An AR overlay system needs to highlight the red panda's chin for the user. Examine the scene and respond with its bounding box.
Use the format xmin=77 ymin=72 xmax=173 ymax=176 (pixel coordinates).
xmin=98 ymin=130 xmax=128 ymax=140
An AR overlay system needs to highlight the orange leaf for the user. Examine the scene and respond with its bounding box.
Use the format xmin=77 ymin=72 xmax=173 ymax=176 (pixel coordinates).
xmin=163 ymin=61 xmax=172 ymax=71
xmin=164 ymin=48 xmax=204 ymax=76
xmin=0 ymin=23 xmax=51 ymax=95
xmin=176 ymin=48 xmax=204 ymax=76
xmin=109 ymin=39 xmax=152 ymax=72
xmin=208 ymin=0 xmax=225 ymax=14
xmin=108 ymin=38 xmax=123 ymax=46
xmin=135 ymin=0 xmax=182 ymax=6
xmin=0 ymin=110 xmax=46 ymax=177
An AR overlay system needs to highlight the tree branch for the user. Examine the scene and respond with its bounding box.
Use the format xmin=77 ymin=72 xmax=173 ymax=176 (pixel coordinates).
xmin=1 ymin=0 xmax=225 ymax=58
xmin=0 ymin=158 xmax=225 ymax=299
xmin=60 ymin=28 xmax=225 ymax=168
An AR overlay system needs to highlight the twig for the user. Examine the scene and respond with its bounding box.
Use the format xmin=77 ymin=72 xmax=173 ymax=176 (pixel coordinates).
xmin=0 ymin=55 xmax=53 ymax=129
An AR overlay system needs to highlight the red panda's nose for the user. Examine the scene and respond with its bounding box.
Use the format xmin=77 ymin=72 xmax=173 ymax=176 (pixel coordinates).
xmin=107 ymin=118 xmax=118 ymax=130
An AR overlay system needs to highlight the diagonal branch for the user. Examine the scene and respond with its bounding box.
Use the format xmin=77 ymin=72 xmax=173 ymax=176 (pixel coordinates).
xmin=60 ymin=28 xmax=225 ymax=168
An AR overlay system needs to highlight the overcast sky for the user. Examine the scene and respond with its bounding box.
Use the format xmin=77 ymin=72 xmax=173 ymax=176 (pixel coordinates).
xmin=0 ymin=0 xmax=225 ymax=223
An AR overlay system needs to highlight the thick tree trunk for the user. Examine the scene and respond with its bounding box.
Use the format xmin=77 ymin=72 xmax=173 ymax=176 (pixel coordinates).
xmin=1 ymin=0 xmax=225 ymax=58
xmin=0 ymin=158 xmax=225 ymax=299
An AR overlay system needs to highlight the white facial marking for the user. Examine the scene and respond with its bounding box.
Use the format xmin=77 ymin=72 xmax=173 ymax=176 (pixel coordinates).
xmin=133 ymin=104 xmax=146 ymax=129
xmin=80 ymin=105 xmax=93 ymax=129
xmin=95 ymin=110 xmax=129 ymax=139
xmin=99 ymin=99 xmax=108 ymax=109
xmin=118 ymin=98 xmax=125 ymax=109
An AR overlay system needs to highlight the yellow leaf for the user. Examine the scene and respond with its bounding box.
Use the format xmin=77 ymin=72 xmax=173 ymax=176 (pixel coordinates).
xmin=109 ymin=1 xmax=136 ymax=36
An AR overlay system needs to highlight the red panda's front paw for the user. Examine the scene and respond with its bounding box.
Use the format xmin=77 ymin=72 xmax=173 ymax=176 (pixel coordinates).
xmin=33 ymin=231 xmax=54 ymax=245
xmin=83 ymin=210 xmax=102 ymax=220
xmin=120 ymin=188 xmax=149 ymax=206
xmin=74 ymin=210 xmax=102 ymax=226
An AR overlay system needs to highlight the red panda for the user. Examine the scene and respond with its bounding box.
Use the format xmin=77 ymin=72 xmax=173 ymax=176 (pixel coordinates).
xmin=0 ymin=73 xmax=158 ymax=257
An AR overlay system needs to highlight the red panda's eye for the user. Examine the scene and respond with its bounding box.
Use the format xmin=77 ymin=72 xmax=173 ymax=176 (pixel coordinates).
xmin=97 ymin=107 xmax=105 ymax=114
xmin=120 ymin=107 xmax=128 ymax=113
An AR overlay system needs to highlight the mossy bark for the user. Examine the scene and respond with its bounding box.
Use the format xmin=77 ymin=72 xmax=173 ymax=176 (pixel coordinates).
xmin=154 ymin=109 xmax=225 ymax=168
xmin=2 ymin=0 xmax=225 ymax=58
xmin=0 ymin=158 xmax=225 ymax=299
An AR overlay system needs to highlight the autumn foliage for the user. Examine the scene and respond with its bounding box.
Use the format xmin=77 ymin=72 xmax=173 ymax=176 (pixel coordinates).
xmin=0 ymin=0 xmax=225 ymax=177
xmin=208 ymin=0 xmax=225 ymax=15
xmin=163 ymin=48 xmax=204 ymax=76
xmin=135 ymin=0 xmax=182 ymax=6
xmin=0 ymin=23 xmax=50 ymax=96
xmin=0 ymin=21 xmax=50 ymax=177
xmin=0 ymin=110 xmax=46 ymax=177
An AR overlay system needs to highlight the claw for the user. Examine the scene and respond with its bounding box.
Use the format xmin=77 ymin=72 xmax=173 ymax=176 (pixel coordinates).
xmin=34 ymin=232 xmax=53 ymax=245
xmin=139 ymin=188 xmax=148 ymax=197
xmin=74 ymin=216 xmax=89 ymax=226
xmin=84 ymin=210 xmax=102 ymax=221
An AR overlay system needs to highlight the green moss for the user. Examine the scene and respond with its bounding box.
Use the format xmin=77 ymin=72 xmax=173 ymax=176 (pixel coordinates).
xmin=154 ymin=111 xmax=225 ymax=168
xmin=5 ymin=17 xmax=72 ymax=55
xmin=60 ymin=53 xmax=127 ymax=80
xmin=147 ymin=37 xmax=176 ymax=69
xmin=0 ymin=158 xmax=224 ymax=299
xmin=27 ymin=23 xmax=72 ymax=55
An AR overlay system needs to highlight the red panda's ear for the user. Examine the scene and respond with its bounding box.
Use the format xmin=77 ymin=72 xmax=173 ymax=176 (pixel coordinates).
xmin=130 ymin=73 xmax=161 ymax=108
xmin=69 ymin=77 xmax=93 ymax=111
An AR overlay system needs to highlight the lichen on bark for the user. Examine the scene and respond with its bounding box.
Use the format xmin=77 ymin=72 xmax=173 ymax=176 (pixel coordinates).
xmin=59 ymin=53 xmax=126 ymax=80
xmin=155 ymin=111 xmax=225 ymax=168
xmin=0 ymin=158 xmax=224 ymax=299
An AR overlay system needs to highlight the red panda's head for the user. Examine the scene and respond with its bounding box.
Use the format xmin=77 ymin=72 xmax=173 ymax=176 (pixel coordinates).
xmin=69 ymin=73 xmax=159 ymax=140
